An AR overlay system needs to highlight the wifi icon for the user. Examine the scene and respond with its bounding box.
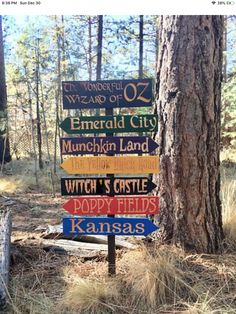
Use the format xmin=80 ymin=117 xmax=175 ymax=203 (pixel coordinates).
xmin=212 ymin=1 xmax=216 ymax=3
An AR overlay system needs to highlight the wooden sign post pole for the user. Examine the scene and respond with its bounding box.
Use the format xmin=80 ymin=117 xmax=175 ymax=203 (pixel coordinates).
xmin=106 ymin=107 xmax=116 ymax=276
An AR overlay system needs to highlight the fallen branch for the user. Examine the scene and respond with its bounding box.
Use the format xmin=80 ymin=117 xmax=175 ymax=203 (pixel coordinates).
xmin=40 ymin=224 xmax=137 ymax=249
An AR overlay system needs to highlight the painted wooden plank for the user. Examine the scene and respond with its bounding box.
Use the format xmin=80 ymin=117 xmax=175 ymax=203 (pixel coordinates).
xmin=60 ymin=156 xmax=160 ymax=175
xmin=61 ymin=177 xmax=157 ymax=196
xmin=59 ymin=114 xmax=158 ymax=134
xmin=62 ymin=196 xmax=160 ymax=215
xmin=60 ymin=136 xmax=158 ymax=155
xmin=62 ymin=79 xmax=152 ymax=109
xmin=63 ymin=217 xmax=159 ymax=236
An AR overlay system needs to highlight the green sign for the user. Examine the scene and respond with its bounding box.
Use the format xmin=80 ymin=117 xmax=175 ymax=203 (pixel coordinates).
xmin=59 ymin=114 xmax=158 ymax=134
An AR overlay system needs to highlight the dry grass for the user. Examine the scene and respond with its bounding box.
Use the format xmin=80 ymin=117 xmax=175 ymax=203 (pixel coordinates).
xmin=6 ymin=244 xmax=68 ymax=314
xmin=181 ymin=295 xmax=236 ymax=314
xmin=6 ymin=240 xmax=236 ymax=314
xmin=118 ymin=245 xmax=196 ymax=308
xmin=0 ymin=158 xmax=61 ymax=194
xmin=222 ymin=178 xmax=236 ymax=244
xmin=0 ymin=176 xmax=26 ymax=193
xmin=59 ymin=278 xmax=119 ymax=314
xmin=7 ymin=276 xmax=57 ymax=314
xmin=3 ymin=152 xmax=236 ymax=313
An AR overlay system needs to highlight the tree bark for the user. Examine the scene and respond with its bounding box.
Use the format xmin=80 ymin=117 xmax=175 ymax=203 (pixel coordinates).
xmin=0 ymin=16 xmax=11 ymax=165
xmin=154 ymin=15 xmax=224 ymax=253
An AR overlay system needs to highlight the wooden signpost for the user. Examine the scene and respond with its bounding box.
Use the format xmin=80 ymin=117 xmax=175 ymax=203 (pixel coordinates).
xmin=62 ymin=196 xmax=160 ymax=215
xmin=60 ymin=136 xmax=158 ymax=155
xmin=59 ymin=114 xmax=158 ymax=134
xmin=60 ymin=156 xmax=160 ymax=175
xmin=60 ymin=77 xmax=159 ymax=276
xmin=61 ymin=177 xmax=157 ymax=196
xmin=62 ymin=79 xmax=152 ymax=109
xmin=63 ymin=217 xmax=159 ymax=236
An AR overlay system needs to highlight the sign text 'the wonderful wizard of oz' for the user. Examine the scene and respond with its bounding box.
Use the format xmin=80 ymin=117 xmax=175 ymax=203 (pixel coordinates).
xmin=62 ymin=78 xmax=152 ymax=109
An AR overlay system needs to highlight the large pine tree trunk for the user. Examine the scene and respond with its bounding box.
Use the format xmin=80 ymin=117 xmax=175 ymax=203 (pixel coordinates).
xmin=154 ymin=15 xmax=224 ymax=253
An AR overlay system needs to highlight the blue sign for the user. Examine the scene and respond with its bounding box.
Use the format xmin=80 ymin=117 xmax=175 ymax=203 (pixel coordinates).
xmin=63 ymin=217 xmax=158 ymax=236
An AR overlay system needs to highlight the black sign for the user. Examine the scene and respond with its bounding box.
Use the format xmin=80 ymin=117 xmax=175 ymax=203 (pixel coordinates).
xmin=61 ymin=177 xmax=157 ymax=196
xmin=62 ymin=79 xmax=152 ymax=109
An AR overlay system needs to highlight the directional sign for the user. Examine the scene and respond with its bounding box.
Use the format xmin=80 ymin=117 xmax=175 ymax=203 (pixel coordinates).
xmin=63 ymin=217 xmax=159 ymax=236
xmin=61 ymin=156 xmax=159 ymax=175
xmin=63 ymin=196 xmax=159 ymax=216
xmin=60 ymin=136 xmax=158 ymax=155
xmin=61 ymin=177 xmax=157 ymax=196
xmin=59 ymin=114 xmax=158 ymax=134
xmin=62 ymin=79 xmax=152 ymax=109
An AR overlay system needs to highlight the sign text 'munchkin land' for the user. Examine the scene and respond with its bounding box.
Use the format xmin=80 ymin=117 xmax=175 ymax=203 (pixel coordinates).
xmin=60 ymin=136 xmax=158 ymax=155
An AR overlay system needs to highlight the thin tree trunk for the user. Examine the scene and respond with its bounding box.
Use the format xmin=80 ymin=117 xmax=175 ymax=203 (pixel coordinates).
xmin=88 ymin=16 xmax=92 ymax=81
xmin=0 ymin=15 xmax=11 ymax=166
xmin=26 ymin=76 xmax=39 ymax=186
xmin=139 ymin=15 xmax=144 ymax=79
xmin=95 ymin=15 xmax=103 ymax=127
xmin=155 ymin=18 xmax=159 ymax=76
xmin=35 ymin=35 xmax=43 ymax=170
xmin=54 ymin=17 xmax=63 ymax=173
xmin=96 ymin=15 xmax=103 ymax=81
xmin=223 ymin=16 xmax=227 ymax=82
xmin=154 ymin=15 xmax=224 ymax=253
xmin=88 ymin=16 xmax=95 ymax=118
xmin=61 ymin=15 xmax=66 ymax=79
xmin=40 ymin=80 xmax=55 ymax=196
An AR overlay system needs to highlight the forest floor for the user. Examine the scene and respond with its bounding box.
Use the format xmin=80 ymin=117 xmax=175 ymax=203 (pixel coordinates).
xmin=0 ymin=156 xmax=236 ymax=313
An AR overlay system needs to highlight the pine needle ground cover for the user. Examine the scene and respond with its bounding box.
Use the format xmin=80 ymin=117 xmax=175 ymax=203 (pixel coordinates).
xmin=0 ymin=157 xmax=235 ymax=313
xmin=7 ymin=242 xmax=236 ymax=313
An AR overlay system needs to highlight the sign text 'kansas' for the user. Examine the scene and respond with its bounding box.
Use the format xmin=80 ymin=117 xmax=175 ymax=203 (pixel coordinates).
xmin=63 ymin=217 xmax=158 ymax=236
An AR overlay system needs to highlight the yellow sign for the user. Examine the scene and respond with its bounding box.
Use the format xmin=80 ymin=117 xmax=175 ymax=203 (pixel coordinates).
xmin=61 ymin=156 xmax=160 ymax=175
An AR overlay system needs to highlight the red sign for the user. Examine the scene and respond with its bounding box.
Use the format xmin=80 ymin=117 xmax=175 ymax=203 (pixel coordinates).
xmin=63 ymin=196 xmax=159 ymax=216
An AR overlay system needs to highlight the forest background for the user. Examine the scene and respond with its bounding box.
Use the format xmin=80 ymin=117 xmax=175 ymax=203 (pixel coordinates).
xmin=1 ymin=15 xmax=236 ymax=313
xmin=1 ymin=15 xmax=236 ymax=188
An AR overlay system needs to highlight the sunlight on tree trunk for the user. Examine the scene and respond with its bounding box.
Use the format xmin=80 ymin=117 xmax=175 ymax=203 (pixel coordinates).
xmin=154 ymin=15 xmax=224 ymax=253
